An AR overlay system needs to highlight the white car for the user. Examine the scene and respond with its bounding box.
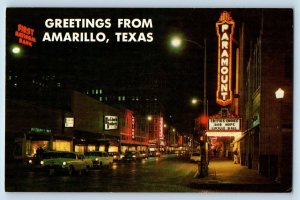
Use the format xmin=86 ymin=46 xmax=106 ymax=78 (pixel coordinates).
xmin=84 ymin=151 xmax=113 ymax=168
xmin=190 ymin=152 xmax=201 ymax=162
xmin=39 ymin=151 xmax=93 ymax=175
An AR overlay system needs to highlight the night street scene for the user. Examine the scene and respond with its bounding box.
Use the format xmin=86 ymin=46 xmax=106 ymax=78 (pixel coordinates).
xmin=5 ymin=8 xmax=293 ymax=193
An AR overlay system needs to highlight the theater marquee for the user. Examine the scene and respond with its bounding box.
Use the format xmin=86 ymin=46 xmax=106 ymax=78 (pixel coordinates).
xmin=208 ymin=118 xmax=241 ymax=131
xmin=216 ymin=11 xmax=235 ymax=106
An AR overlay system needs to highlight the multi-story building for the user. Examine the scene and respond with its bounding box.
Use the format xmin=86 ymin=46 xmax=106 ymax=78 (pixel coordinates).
xmin=234 ymin=9 xmax=293 ymax=186
xmin=5 ymin=90 xmax=152 ymax=160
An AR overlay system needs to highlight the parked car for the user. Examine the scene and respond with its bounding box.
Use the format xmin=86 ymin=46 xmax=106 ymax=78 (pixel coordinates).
xmin=122 ymin=151 xmax=143 ymax=162
xmin=84 ymin=151 xmax=113 ymax=168
xmin=149 ymin=151 xmax=161 ymax=157
xmin=190 ymin=152 xmax=201 ymax=162
xmin=38 ymin=151 xmax=92 ymax=175
xmin=139 ymin=151 xmax=148 ymax=159
xmin=108 ymin=152 xmax=122 ymax=162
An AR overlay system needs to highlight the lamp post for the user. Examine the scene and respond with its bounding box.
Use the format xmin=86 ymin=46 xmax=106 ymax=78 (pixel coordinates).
xmin=275 ymin=87 xmax=284 ymax=183
xmin=170 ymin=35 xmax=207 ymax=177
xmin=170 ymin=36 xmax=207 ymax=117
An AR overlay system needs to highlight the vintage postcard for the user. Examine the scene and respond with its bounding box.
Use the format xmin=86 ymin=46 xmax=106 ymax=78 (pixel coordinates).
xmin=5 ymin=8 xmax=293 ymax=192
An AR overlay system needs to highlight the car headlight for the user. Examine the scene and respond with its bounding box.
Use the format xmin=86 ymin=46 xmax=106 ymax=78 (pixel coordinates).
xmin=95 ymin=158 xmax=99 ymax=161
xmin=120 ymin=155 xmax=124 ymax=158
xmin=40 ymin=160 xmax=44 ymax=165
xmin=113 ymin=155 xmax=117 ymax=159
xmin=63 ymin=161 xmax=67 ymax=166
xmin=132 ymin=155 xmax=136 ymax=158
xmin=28 ymin=159 xmax=33 ymax=164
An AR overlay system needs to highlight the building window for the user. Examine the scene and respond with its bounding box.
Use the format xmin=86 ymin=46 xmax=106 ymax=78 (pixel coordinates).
xmin=118 ymin=96 xmax=122 ymax=101
xmin=122 ymin=96 xmax=126 ymax=101
xmin=99 ymin=97 xmax=102 ymax=101
xmin=92 ymin=90 xmax=94 ymax=94
xmin=96 ymin=89 xmax=98 ymax=94
xmin=99 ymin=89 xmax=102 ymax=94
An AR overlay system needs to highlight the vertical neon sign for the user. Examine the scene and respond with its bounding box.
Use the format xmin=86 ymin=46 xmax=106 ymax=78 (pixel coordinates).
xmin=131 ymin=115 xmax=135 ymax=139
xmin=216 ymin=11 xmax=235 ymax=106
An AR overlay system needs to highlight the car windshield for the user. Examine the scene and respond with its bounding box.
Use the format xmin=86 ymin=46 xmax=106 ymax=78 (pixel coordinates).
xmin=42 ymin=152 xmax=76 ymax=159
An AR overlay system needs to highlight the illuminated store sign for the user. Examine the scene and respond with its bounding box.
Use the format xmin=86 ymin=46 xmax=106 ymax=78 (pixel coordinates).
xmin=104 ymin=116 xmax=118 ymax=130
xmin=132 ymin=115 xmax=135 ymax=139
xmin=216 ymin=11 xmax=235 ymax=106
xmin=208 ymin=118 xmax=240 ymax=131
xmin=159 ymin=117 xmax=164 ymax=139
xmin=30 ymin=127 xmax=52 ymax=134
xmin=64 ymin=117 xmax=74 ymax=128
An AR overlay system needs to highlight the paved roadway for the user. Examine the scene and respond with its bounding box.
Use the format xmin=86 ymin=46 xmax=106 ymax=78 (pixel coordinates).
xmin=6 ymin=154 xmax=200 ymax=192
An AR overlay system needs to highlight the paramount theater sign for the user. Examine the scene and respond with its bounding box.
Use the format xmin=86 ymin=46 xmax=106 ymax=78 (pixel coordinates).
xmin=216 ymin=11 xmax=235 ymax=106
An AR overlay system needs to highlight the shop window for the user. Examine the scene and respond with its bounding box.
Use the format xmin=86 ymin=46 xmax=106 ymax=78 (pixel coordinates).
xmin=99 ymin=145 xmax=105 ymax=152
xmin=75 ymin=145 xmax=85 ymax=153
xmin=53 ymin=140 xmax=71 ymax=152
xmin=109 ymin=146 xmax=118 ymax=153
xmin=87 ymin=145 xmax=96 ymax=152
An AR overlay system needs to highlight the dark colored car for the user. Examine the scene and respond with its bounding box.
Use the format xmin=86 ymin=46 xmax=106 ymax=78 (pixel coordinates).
xmin=122 ymin=151 xmax=143 ymax=162
xmin=139 ymin=151 xmax=148 ymax=159
xmin=149 ymin=151 xmax=161 ymax=157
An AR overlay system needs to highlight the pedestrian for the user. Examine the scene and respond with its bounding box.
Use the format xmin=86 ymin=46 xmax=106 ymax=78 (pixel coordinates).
xmin=233 ymin=150 xmax=238 ymax=164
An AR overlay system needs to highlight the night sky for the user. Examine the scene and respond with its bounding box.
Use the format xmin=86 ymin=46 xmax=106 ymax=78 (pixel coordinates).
xmin=6 ymin=8 xmax=268 ymax=131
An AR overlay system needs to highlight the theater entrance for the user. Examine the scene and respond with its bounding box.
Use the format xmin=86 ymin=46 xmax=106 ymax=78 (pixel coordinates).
xmin=206 ymin=131 xmax=242 ymax=160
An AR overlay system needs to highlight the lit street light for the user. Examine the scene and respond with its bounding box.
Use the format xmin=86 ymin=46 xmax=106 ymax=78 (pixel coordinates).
xmin=191 ymin=98 xmax=198 ymax=105
xmin=169 ymin=34 xmax=208 ymax=178
xmin=12 ymin=46 xmax=21 ymax=54
xmin=275 ymin=87 xmax=285 ymax=183
xmin=169 ymin=35 xmax=207 ymax=118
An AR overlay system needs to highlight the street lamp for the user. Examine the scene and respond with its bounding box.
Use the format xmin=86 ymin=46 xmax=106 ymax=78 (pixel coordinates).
xmin=275 ymin=87 xmax=284 ymax=183
xmin=169 ymin=35 xmax=207 ymax=119
xmin=191 ymin=98 xmax=199 ymax=105
xmin=170 ymin=35 xmax=207 ymax=178
xmin=11 ymin=45 xmax=23 ymax=57
xmin=12 ymin=46 xmax=21 ymax=54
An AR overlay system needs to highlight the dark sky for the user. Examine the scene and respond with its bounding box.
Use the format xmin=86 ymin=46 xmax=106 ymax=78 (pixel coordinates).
xmin=6 ymin=8 xmax=271 ymax=131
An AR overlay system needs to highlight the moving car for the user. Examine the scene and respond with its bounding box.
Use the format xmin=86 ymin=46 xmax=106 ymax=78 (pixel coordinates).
xmin=122 ymin=151 xmax=143 ymax=162
xmin=38 ymin=151 xmax=93 ymax=175
xmin=84 ymin=151 xmax=113 ymax=168
xmin=190 ymin=152 xmax=201 ymax=162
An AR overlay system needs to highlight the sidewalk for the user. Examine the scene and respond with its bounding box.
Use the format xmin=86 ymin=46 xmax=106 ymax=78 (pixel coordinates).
xmin=189 ymin=159 xmax=289 ymax=192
